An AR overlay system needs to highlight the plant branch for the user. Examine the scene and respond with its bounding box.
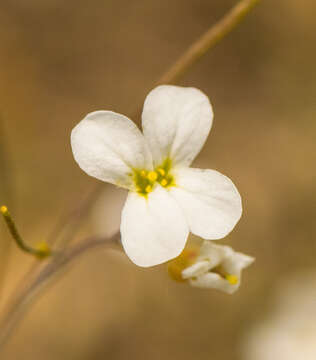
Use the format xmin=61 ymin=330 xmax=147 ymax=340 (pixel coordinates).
xmin=1 ymin=206 xmax=51 ymax=259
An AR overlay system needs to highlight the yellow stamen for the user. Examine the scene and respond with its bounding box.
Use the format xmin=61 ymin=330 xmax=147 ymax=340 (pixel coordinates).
xmin=147 ymin=171 xmax=158 ymax=182
xmin=160 ymin=178 xmax=168 ymax=187
xmin=225 ymin=274 xmax=238 ymax=285
xmin=145 ymin=185 xmax=152 ymax=193
xmin=157 ymin=168 xmax=165 ymax=176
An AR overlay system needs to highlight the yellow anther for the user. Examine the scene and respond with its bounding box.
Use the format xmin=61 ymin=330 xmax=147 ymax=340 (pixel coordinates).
xmin=160 ymin=178 xmax=168 ymax=187
xmin=0 ymin=205 xmax=8 ymax=214
xmin=145 ymin=185 xmax=152 ymax=193
xmin=225 ymin=274 xmax=238 ymax=285
xmin=147 ymin=171 xmax=158 ymax=182
xmin=140 ymin=170 xmax=147 ymax=177
xmin=157 ymin=168 xmax=165 ymax=176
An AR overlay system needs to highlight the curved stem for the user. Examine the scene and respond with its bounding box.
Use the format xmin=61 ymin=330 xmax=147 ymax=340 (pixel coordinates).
xmin=1 ymin=206 xmax=51 ymax=259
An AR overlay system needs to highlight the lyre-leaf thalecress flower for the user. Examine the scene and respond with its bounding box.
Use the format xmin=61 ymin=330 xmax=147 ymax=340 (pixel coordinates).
xmin=71 ymin=85 xmax=242 ymax=267
xmin=168 ymin=241 xmax=254 ymax=294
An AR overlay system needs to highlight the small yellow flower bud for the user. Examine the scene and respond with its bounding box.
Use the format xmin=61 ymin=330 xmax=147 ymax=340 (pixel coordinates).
xmin=167 ymin=247 xmax=199 ymax=282
xmin=36 ymin=241 xmax=51 ymax=259
xmin=0 ymin=205 xmax=8 ymax=214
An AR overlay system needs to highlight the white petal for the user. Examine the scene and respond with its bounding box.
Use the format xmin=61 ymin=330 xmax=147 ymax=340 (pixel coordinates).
xmin=71 ymin=111 xmax=152 ymax=188
xmin=120 ymin=186 xmax=189 ymax=267
xmin=170 ymin=168 xmax=242 ymax=239
xmin=222 ymin=251 xmax=255 ymax=275
xmin=189 ymin=273 xmax=238 ymax=294
xmin=142 ymin=85 xmax=213 ymax=167
xmin=182 ymin=260 xmax=210 ymax=279
xmin=197 ymin=241 xmax=230 ymax=268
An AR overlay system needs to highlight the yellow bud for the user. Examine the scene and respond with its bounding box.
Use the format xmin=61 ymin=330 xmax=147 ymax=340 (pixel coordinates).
xmin=147 ymin=171 xmax=158 ymax=182
xmin=167 ymin=247 xmax=199 ymax=282
xmin=36 ymin=241 xmax=51 ymax=258
xmin=225 ymin=274 xmax=238 ymax=285
xmin=140 ymin=170 xmax=147 ymax=177
xmin=145 ymin=185 xmax=152 ymax=193
xmin=0 ymin=205 xmax=8 ymax=214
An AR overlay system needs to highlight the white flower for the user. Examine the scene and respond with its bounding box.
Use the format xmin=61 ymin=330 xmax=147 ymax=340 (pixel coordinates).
xmin=71 ymin=85 xmax=242 ymax=267
xmin=179 ymin=241 xmax=254 ymax=294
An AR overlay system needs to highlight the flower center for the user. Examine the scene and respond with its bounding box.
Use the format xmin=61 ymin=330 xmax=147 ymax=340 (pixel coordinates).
xmin=133 ymin=158 xmax=176 ymax=196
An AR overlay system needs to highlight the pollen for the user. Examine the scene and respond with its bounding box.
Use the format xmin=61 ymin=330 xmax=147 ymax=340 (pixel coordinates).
xmin=225 ymin=274 xmax=238 ymax=285
xmin=147 ymin=171 xmax=158 ymax=182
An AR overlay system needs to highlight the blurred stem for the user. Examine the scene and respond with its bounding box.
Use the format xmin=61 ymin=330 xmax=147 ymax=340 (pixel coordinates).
xmin=0 ymin=0 xmax=260 ymax=351
xmin=0 ymin=234 xmax=119 ymax=349
xmin=157 ymin=0 xmax=261 ymax=84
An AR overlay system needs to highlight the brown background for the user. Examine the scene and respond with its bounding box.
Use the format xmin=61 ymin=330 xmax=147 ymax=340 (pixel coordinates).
xmin=0 ymin=0 xmax=315 ymax=359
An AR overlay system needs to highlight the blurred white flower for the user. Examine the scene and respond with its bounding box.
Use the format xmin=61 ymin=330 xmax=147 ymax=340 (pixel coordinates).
xmin=243 ymin=271 xmax=316 ymax=360
xmin=71 ymin=85 xmax=242 ymax=267
xmin=168 ymin=241 xmax=254 ymax=293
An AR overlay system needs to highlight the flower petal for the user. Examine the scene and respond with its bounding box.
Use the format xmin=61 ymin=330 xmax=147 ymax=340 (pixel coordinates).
xmin=198 ymin=241 xmax=230 ymax=268
xmin=71 ymin=111 xmax=152 ymax=189
xmin=120 ymin=186 xmax=189 ymax=267
xmin=142 ymin=85 xmax=213 ymax=167
xmin=222 ymin=251 xmax=255 ymax=275
xmin=171 ymin=168 xmax=242 ymax=239
xmin=189 ymin=273 xmax=238 ymax=294
xmin=182 ymin=260 xmax=210 ymax=279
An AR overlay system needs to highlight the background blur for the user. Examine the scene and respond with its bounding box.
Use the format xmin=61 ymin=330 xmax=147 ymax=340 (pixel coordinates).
xmin=0 ymin=0 xmax=316 ymax=359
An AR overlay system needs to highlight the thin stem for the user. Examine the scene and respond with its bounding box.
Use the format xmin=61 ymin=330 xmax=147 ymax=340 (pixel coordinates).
xmin=0 ymin=206 xmax=51 ymax=259
xmin=0 ymin=234 xmax=120 ymax=349
xmin=158 ymin=0 xmax=261 ymax=84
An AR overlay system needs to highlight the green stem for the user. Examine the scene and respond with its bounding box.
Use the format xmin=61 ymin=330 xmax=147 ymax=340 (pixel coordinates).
xmin=1 ymin=206 xmax=51 ymax=259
